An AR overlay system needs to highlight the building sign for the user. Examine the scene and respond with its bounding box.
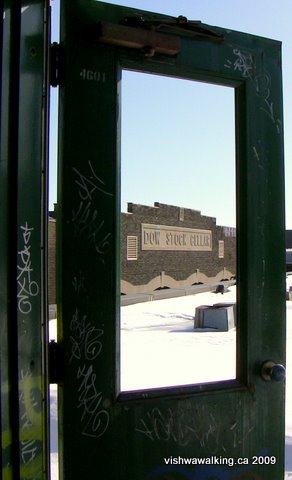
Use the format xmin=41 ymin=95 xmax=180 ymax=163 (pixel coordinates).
xmin=141 ymin=224 xmax=212 ymax=251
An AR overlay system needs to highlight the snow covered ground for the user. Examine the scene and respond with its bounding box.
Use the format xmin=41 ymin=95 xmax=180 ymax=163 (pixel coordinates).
xmin=121 ymin=287 xmax=237 ymax=390
xmin=49 ymin=282 xmax=292 ymax=479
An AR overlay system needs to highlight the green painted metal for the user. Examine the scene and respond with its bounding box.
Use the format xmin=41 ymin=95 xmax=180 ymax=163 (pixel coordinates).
xmin=57 ymin=1 xmax=285 ymax=479
xmin=0 ymin=1 xmax=50 ymax=479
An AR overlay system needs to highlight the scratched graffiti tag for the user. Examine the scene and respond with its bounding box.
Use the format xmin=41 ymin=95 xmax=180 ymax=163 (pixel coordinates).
xmin=19 ymin=369 xmax=42 ymax=477
xmin=224 ymin=48 xmax=281 ymax=133
xmin=72 ymin=160 xmax=113 ymax=262
xmin=254 ymin=72 xmax=281 ymax=133
xmin=69 ymin=271 xmax=110 ymax=438
xmin=17 ymin=222 xmax=39 ymax=315
xmin=136 ymin=407 xmax=224 ymax=451
xmin=69 ymin=307 xmax=104 ymax=364
xmin=136 ymin=404 xmax=255 ymax=456
xmin=76 ymin=363 xmax=110 ymax=438
xmin=72 ymin=271 xmax=86 ymax=296
xmin=224 ymin=48 xmax=254 ymax=78
xmin=136 ymin=407 xmax=192 ymax=447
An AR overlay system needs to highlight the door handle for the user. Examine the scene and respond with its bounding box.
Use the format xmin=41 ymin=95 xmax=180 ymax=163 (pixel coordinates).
xmin=261 ymin=361 xmax=286 ymax=382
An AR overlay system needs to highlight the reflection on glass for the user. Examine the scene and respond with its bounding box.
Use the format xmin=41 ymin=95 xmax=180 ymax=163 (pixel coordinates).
xmin=120 ymin=71 xmax=236 ymax=392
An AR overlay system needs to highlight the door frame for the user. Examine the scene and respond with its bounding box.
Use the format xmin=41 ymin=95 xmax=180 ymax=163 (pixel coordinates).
xmin=57 ymin=2 xmax=286 ymax=479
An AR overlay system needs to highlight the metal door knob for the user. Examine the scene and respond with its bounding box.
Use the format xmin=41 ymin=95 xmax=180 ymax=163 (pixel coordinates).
xmin=261 ymin=361 xmax=286 ymax=382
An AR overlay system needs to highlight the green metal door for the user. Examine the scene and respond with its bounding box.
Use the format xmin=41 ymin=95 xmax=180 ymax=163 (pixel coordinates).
xmin=57 ymin=1 xmax=286 ymax=479
xmin=0 ymin=1 xmax=50 ymax=479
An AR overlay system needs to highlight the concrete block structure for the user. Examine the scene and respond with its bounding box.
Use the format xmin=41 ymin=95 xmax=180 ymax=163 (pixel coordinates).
xmin=194 ymin=303 xmax=236 ymax=331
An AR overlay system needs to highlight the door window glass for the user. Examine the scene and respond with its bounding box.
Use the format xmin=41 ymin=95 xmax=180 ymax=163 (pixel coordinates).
xmin=120 ymin=71 xmax=237 ymax=391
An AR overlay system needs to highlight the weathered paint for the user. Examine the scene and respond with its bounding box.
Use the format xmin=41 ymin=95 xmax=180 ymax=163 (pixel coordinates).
xmin=0 ymin=1 xmax=50 ymax=479
xmin=56 ymin=1 xmax=285 ymax=479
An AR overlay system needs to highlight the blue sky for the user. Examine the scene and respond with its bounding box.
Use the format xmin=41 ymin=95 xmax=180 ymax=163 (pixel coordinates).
xmin=50 ymin=0 xmax=292 ymax=228
xmin=121 ymin=73 xmax=235 ymax=225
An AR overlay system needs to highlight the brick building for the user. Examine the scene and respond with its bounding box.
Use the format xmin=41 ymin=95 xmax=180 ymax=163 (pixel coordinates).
xmin=48 ymin=214 xmax=56 ymax=305
xmin=48 ymin=202 xmax=236 ymax=302
xmin=121 ymin=202 xmax=236 ymax=294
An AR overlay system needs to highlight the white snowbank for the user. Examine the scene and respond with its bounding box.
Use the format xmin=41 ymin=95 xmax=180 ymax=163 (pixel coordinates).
xmin=121 ymin=286 xmax=236 ymax=390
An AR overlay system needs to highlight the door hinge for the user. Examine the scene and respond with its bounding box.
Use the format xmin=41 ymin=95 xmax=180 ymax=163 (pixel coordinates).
xmin=48 ymin=340 xmax=63 ymax=383
xmin=50 ymin=42 xmax=62 ymax=87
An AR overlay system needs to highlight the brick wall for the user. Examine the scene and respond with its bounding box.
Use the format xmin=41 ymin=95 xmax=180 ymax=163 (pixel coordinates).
xmin=48 ymin=203 xmax=236 ymax=302
xmin=121 ymin=202 xmax=236 ymax=292
xmin=48 ymin=217 xmax=56 ymax=305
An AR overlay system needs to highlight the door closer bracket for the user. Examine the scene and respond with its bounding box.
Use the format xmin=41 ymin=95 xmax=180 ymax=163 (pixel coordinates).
xmin=96 ymin=21 xmax=181 ymax=57
xmin=95 ymin=15 xmax=224 ymax=58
